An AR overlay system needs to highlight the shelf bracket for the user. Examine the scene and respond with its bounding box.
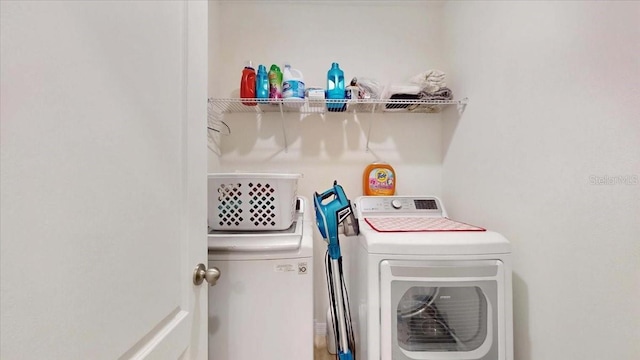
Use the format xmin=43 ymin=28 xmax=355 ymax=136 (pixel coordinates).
xmin=278 ymin=102 xmax=288 ymax=153
xmin=456 ymin=97 xmax=469 ymax=115
xmin=365 ymin=103 xmax=377 ymax=152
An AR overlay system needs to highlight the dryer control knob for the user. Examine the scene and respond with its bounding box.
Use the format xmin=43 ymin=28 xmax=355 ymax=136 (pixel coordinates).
xmin=391 ymin=199 xmax=402 ymax=209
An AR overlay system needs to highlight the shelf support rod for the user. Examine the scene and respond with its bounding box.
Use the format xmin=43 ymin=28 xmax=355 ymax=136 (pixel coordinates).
xmin=278 ymin=101 xmax=288 ymax=153
xmin=365 ymin=103 xmax=376 ymax=152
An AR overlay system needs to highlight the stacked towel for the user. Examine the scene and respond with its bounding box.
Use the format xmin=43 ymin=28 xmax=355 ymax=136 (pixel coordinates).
xmin=404 ymin=70 xmax=453 ymax=112
xmin=419 ymin=87 xmax=453 ymax=101
xmin=383 ymin=70 xmax=454 ymax=112
xmin=411 ymin=69 xmax=447 ymax=93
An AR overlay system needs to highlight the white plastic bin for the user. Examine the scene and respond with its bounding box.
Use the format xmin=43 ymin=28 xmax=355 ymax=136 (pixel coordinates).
xmin=208 ymin=173 xmax=302 ymax=231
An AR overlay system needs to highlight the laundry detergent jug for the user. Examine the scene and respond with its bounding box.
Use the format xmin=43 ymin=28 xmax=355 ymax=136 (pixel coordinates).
xmin=327 ymin=62 xmax=346 ymax=112
xmin=240 ymin=60 xmax=256 ymax=106
xmin=282 ymin=64 xmax=305 ymax=106
xmin=363 ymin=162 xmax=396 ymax=196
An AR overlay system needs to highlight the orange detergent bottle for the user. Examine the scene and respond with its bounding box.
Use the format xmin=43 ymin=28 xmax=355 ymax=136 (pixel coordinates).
xmin=363 ymin=162 xmax=396 ymax=196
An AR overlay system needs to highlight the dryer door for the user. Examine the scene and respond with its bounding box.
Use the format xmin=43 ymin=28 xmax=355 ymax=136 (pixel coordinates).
xmin=380 ymin=260 xmax=506 ymax=360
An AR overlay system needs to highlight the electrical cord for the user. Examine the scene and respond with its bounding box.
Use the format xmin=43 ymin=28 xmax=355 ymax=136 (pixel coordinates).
xmin=324 ymin=251 xmax=339 ymax=360
xmin=338 ymin=257 xmax=356 ymax=359
xmin=207 ymin=98 xmax=232 ymax=135
xmin=207 ymin=121 xmax=231 ymax=134
xmin=325 ymin=250 xmax=356 ymax=360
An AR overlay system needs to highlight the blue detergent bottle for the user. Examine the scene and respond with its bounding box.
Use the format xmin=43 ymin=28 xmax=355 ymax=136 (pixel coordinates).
xmin=326 ymin=62 xmax=346 ymax=112
xmin=256 ymin=64 xmax=269 ymax=103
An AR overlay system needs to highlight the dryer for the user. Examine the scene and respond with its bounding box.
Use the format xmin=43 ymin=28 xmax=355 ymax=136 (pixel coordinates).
xmin=348 ymin=196 xmax=513 ymax=360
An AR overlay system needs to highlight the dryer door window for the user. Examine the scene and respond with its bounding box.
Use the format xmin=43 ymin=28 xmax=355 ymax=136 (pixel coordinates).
xmin=397 ymin=286 xmax=488 ymax=352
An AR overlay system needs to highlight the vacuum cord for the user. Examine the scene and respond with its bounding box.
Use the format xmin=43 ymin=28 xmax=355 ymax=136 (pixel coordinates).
xmin=325 ymin=250 xmax=356 ymax=360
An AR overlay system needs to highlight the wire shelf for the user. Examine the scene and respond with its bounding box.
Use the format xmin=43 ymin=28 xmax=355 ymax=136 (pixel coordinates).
xmin=206 ymin=96 xmax=469 ymax=153
xmin=207 ymin=97 xmax=468 ymax=114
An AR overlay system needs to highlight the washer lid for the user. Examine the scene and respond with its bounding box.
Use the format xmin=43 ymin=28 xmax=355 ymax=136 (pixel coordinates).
xmin=208 ymin=214 xmax=303 ymax=251
xmin=358 ymin=223 xmax=511 ymax=255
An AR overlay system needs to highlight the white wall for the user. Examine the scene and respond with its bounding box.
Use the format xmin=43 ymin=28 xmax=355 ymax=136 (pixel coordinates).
xmin=442 ymin=1 xmax=640 ymax=359
xmin=208 ymin=1 xmax=449 ymax=324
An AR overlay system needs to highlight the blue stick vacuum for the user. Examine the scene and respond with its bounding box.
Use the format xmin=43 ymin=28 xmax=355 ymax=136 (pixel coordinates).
xmin=314 ymin=181 xmax=356 ymax=360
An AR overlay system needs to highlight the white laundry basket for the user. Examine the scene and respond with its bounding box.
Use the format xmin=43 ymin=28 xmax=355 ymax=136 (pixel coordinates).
xmin=208 ymin=173 xmax=302 ymax=231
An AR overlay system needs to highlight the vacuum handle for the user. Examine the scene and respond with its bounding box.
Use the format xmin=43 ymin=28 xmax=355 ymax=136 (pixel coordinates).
xmin=315 ymin=182 xmax=349 ymax=208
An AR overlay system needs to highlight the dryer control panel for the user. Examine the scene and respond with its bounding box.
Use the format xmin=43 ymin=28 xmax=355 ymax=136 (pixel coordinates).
xmin=356 ymin=196 xmax=446 ymax=218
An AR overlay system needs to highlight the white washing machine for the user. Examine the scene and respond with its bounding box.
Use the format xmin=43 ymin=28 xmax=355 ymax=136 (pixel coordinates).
xmin=348 ymin=196 xmax=513 ymax=360
xmin=208 ymin=197 xmax=313 ymax=360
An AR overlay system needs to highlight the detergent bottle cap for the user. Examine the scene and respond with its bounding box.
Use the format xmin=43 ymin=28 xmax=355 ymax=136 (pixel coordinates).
xmin=257 ymin=64 xmax=266 ymax=73
xmin=331 ymin=62 xmax=340 ymax=69
xmin=245 ymin=60 xmax=254 ymax=69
